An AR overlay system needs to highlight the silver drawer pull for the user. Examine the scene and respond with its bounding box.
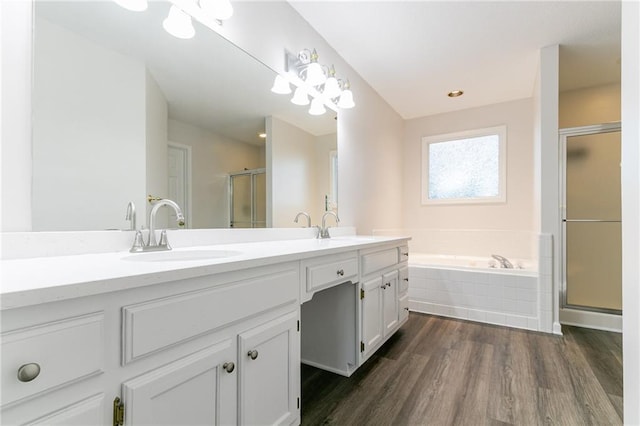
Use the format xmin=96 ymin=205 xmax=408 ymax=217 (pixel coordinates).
xmin=17 ymin=363 xmax=41 ymax=382
xmin=337 ymin=269 xmax=344 ymax=276
xmin=248 ymin=350 xmax=259 ymax=360
xmin=222 ymin=362 xmax=235 ymax=373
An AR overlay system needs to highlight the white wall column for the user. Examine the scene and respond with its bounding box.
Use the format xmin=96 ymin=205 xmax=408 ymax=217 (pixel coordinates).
xmin=621 ymin=1 xmax=640 ymax=423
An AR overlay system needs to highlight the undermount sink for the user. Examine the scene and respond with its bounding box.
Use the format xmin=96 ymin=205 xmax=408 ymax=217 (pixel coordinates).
xmin=123 ymin=249 xmax=242 ymax=262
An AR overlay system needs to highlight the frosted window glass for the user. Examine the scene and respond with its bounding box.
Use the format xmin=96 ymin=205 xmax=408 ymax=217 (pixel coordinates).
xmin=428 ymin=135 xmax=500 ymax=200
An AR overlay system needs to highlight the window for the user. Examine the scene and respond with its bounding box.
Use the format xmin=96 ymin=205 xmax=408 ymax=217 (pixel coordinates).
xmin=421 ymin=125 xmax=506 ymax=205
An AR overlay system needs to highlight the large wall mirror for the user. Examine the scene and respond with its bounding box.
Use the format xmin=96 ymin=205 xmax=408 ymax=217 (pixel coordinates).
xmin=32 ymin=0 xmax=337 ymax=231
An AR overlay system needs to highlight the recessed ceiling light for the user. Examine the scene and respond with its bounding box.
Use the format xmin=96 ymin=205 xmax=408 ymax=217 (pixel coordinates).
xmin=258 ymin=133 xmax=267 ymax=138
xmin=448 ymin=90 xmax=464 ymax=98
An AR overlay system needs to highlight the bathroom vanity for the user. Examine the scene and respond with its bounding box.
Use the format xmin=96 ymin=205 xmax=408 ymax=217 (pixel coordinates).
xmin=0 ymin=235 xmax=409 ymax=425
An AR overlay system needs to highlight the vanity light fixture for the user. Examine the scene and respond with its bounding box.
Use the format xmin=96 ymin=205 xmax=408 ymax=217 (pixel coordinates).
xmin=270 ymin=48 xmax=355 ymax=116
xmin=163 ymin=5 xmax=196 ymax=39
xmin=291 ymin=86 xmax=310 ymax=106
xmin=114 ymin=0 xmax=233 ymax=41
xmin=199 ymin=0 xmax=233 ymax=20
xmin=113 ymin=0 xmax=148 ymax=12
xmin=448 ymin=90 xmax=464 ymax=98
xmin=271 ymin=75 xmax=292 ymax=95
xmin=322 ymin=66 xmax=342 ymax=99
xmin=309 ymin=97 xmax=327 ymax=116
xmin=337 ymin=80 xmax=355 ymax=109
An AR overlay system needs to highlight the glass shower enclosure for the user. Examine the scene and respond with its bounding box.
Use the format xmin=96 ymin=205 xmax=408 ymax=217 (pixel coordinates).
xmin=229 ymin=168 xmax=266 ymax=228
xmin=560 ymin=123 xmax=622 ymax=314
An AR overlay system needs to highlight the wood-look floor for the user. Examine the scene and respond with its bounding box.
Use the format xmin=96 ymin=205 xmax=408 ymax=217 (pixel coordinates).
xmin=301 ymin=313 xmax=623 ymax=426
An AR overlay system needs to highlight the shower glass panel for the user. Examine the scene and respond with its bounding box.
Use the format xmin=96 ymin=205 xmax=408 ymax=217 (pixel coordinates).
xmin=562 ymin=126 xmax=621 ymax=313
xmin=253 ymin=172 xmax=266 ymax=228
xmin=229 ymin=169 xmax=266 ymax=228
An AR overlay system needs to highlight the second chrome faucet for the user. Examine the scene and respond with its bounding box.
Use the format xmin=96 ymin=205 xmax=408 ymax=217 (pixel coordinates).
xmin=130 ymin=198 xmax=185 ymax=252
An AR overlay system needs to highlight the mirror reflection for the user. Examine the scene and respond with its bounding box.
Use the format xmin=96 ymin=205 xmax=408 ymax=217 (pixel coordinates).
xmin=32 ymin=0 xmax=337 ymax=231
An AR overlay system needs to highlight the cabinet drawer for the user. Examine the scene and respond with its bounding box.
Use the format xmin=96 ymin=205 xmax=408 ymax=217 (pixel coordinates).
xmin=398 ymin=246 xmax=409 ymax=262
xmin=1 ymin=313 xmax=104 ymax=408
xmin=361 ymin=248 xmax=399 ymax=276
xmin=399 ymin=294 xmax=409 ymax=323
xmin=122 ymin=267 xmax=298 ymax=364
xmin=399 ymin=266 xmax=409 ymax=294
xmin=304 ymin=253 xmax=358 ymax=293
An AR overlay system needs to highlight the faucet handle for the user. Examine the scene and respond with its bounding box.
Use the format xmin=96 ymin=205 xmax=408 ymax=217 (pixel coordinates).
xmin=158 ymin=230 xmax=172 ymax=249
xmin=130 ymin=230 xmax=145 ymax=253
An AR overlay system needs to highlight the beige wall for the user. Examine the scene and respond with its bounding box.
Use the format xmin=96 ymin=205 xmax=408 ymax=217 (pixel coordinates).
xmin=403 ymin=98 xmax=535 ymax=235
xmin=268 ymin=117 xmax=326 ymax=227
xmin=168 ymin=119 xmax=263 ymax=229
xmin=559 ymin=83 xmax=621 ymax=128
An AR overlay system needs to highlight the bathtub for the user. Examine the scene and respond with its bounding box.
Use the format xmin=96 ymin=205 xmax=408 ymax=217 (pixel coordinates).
xmin=408 ymin=253 xmax=540 ymax=331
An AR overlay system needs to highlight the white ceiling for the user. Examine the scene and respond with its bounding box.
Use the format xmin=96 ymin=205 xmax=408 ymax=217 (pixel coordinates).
xmin=289 ymin=1 xmax=622 ymax=119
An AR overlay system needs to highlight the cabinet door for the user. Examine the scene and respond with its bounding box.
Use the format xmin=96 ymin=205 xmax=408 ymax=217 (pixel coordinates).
xmin=238 ymin=310 xmax=299 ymax=426
xmin=382 ymin=271 xmax=399 ymax=337
xmin=361 ymin=276 xmax=383 ymax=358
xmin=122 ymin=339 xmax=236 ymax=426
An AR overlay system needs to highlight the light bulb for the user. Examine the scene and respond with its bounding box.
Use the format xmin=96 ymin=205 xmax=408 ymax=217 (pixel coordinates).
xmin=113 ymin=0 xmax=148 ymax=12
xmin=323 ymin=76 xmax=341 ymax=99
xmin=199 ymin=0 xmax=234 ymax=20
xmin=338 ymin=89 xmax=355 ymax=109
xmin=271 ymin=75 xmax=292 ymax=95
xmin=291 ymin=86 xmax=310 ymax=106
xmin=309 ymin=97 xmax=326 ymax=115
xmin=305 ymin=62 xmax=326 ymax=86
xmin=163 ymin=5 xmax=195 ymax=39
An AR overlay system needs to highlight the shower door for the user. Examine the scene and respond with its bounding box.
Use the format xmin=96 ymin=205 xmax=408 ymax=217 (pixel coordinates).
xmin=229 ymin=168 xmax=266 ymax=228
xmin=561 ymin=123 xmax=622 ymax=314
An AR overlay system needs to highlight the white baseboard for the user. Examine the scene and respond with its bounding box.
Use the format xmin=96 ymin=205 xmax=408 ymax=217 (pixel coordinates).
xmin=560 ymin=308 xmax=622 ymax=333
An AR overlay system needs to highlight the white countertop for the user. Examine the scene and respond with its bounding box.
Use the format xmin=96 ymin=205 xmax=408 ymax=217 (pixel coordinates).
xmin=0 ymin=236 xmax=409 ymax=310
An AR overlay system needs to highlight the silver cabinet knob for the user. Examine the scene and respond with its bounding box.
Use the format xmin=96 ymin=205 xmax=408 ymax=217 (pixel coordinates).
xmin=404 ymin=278 xmax=409 ymax=282
xmin=222 ymin=362 xmax=235 ymax=373
xmin=247 ymin=350 xmax=258 ymax=360
xmin=17 ymin=363 xmax=41 ymax=382
xmin=402 ymin=252 xmax=409 ymax=257
xmin=337 ymin=269 xmax=344 ymax=276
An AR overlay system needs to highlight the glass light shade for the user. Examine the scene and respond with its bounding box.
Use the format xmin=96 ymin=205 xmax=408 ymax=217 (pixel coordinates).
xmin=309 ymin=97 xmax=326 ymax=116
xmin=291 ymin=86 xmax=310 ymax=106
xmin=322 ymin=76 xmax=341 ymax=99
xmin=271 ymin=75 xmax=292 ymax=95
xmin=305 ymin=62 xmax=326 ymax=86
xmin=113 ymin=0 xmax=148 ymax=12
xmin=199 ymin=0 xmax=233 ymax=20
xmin=338 ymin=89 xmax=355 ymax=109
xmin=163 ymin=6 xmax=195 ymax=40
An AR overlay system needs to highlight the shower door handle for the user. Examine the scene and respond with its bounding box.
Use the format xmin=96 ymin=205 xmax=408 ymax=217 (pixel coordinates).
xmin=562 ymin=219 xmax=621 ymax=223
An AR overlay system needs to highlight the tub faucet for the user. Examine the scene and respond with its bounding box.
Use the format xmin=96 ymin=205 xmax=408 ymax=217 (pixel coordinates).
xmin=491 ymin=254 xmax=513 ymax=269
xmin=294 ymin=212 xmax=311 ymax=228
xmin=318 ymin=211 xmax=339 ymax=239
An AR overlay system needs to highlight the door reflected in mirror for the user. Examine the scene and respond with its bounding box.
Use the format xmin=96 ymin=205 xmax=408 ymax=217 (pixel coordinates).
xmin=32 ymin=0 xmax=336 ymax=231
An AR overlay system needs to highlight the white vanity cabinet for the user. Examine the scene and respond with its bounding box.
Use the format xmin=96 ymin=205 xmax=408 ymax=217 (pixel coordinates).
xmin=359 ymin=244 xmax=409 ymax=362
xmin=1 ymin=262 xmax=301 ymax=426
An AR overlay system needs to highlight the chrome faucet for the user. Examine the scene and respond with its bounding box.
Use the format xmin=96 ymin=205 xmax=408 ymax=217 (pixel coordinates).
xmin=491 ymin=254 xmax=514 ymax=269
xmin=318 ymin=211 xmax=339 ymax=239
xmin=125 ymin=201 xmax=136 ymax=231
xmin=130 ymin=199 xmax=185 ymax=252
xmin=294 ymin=212 xmax=311 ymax=228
